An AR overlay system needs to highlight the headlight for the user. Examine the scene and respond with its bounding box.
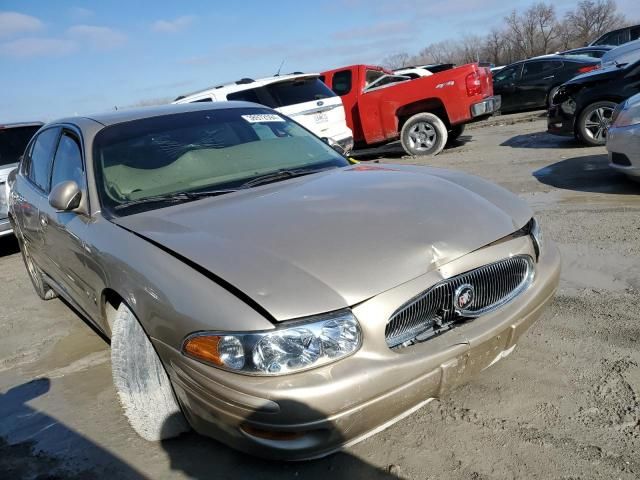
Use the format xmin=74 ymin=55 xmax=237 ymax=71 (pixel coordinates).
xmin=530 ymin=218 xmax=543 ymax=259
xmin=613 ymin=99 xmax=640 ymax=127
xmin=183 ymin=310 xmax=361 ymax=375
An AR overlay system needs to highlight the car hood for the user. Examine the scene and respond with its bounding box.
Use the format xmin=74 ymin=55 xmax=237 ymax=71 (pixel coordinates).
xmin=113 ymin=164 xmax=532 ymax=321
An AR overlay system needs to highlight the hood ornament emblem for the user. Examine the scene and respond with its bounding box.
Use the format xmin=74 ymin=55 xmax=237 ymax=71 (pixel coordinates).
xmin=454 ymin=283 xmax=475 ymax=312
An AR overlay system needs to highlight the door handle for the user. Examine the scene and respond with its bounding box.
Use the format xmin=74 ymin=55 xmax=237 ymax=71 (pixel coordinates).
xmin=543 ymin=75 xmax=554 ymax=80
xmin=39 ymin=215 xmax=48 ymax=227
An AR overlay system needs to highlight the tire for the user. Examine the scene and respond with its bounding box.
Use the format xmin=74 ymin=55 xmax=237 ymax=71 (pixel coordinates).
xmin=16 ymin=233 xmax=57 ymax=301
xmin=400 ymin=112 xmax=448 ymax=156
xmin=547 ymin=86 xmax=560 ymax=108
xmin=576 ymin=101 xmax=617 ymax=147
xmin=448 ymin=124 xmax=465 ymax=142
xmin=111 ymin=303 xmax=190 ymax=441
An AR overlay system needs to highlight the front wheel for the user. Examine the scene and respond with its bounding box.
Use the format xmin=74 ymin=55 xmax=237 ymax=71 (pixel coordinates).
xmin=400 ymin=113 xmax=448 ymax=156
xmin=576 ymin=101 xmax=617 ymax=146
xmin=111 ymin=303 xmax=190 ymax=441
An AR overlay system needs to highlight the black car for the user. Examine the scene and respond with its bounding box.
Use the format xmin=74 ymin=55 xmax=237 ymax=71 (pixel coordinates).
xmin=590 ymin=24 xmax=640 ymax=47
xmin=548 ymin=58 xmax=640 ymax=146
xmin=559 ymin=46 xmax=614 ymax=59
xmin=493 ymin=55 xmax=601 ymax=113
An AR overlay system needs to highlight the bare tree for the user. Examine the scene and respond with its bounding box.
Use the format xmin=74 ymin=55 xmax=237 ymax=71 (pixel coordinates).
xmin=564 ymin=0 xmax=626 ymax=46
xmin=381 ymin=52 xmax=410 ymax=69
xmin=505 ymin=2 xmax=558 ymax=58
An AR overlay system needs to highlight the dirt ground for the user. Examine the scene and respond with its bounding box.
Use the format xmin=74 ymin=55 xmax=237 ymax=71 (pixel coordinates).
xmin=1 ymin=112 xmax=639 ymax=479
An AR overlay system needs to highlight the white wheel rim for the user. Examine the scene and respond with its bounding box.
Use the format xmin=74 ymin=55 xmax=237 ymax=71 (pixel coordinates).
xmin=584 ymin=106 xmax=614 ymax=142
xmin=408 ymin=122 xmax=437 ymax=152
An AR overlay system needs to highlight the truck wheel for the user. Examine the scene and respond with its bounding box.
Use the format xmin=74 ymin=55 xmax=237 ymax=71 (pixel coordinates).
xmin=576 ymin=101 xmax=616 ymax=146
xmin=16 ymin=233 xmax=57 ymax=301
xmin=111 ymin=303 xmax=190 ymax=441
xmin=400 ymin=113 xmax=448 ymax=156
xmin=448 ymin=124 xmax=465 ymax=142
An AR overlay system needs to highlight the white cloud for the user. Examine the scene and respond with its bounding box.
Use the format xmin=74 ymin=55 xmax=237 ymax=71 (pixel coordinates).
xmin=67 ymin=25 xmax=126 ymax=50
xmin=69 ymin=7 xmax=94 ymax=20
xmin=151 ymin=15 xmax=194 ymax=33
xmin=0 ymin=11 xmax=44 ymax=38
xmin=0 ymin=37 xmax=76 ymax=57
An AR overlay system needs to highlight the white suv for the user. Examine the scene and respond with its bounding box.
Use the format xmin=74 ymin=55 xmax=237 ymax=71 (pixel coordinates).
xmin=173 ymin=74 xmax=353 ymax=152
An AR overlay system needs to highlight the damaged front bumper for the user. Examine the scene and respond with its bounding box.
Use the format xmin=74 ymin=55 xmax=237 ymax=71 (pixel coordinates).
xmin=153 ymin=235 xmax=561 ymax=460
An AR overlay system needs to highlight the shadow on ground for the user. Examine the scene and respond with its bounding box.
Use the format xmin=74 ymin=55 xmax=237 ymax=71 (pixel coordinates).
xmin=501 ymin=130 xmax=587 ymax=149
xmin=352 ymin=135 xmax=473 ymax=161
xmin=533 ymin=154 xmax=639 ymax=194
xmin=0 ymin=234 xmax=19 ymax=257
xmin=1 ymin=379 xmax=400 ymax=479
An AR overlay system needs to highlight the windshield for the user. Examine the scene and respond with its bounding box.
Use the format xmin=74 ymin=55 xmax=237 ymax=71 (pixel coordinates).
xmin=0 ymin=125 xmax=41 ymax=167
xmin=93 ymin=107 xmax=349 ymax=216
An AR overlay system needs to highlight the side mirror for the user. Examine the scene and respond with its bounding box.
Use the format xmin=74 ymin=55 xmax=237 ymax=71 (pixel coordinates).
xmin=321 ymin=137 xmax=346 ymax=156
xmin=49 ymin=181 xmax=81 ymax=212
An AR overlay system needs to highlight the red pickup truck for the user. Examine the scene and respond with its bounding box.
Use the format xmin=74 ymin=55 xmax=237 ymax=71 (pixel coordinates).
xmin=320 ymin=64 xmax=499 ymax=156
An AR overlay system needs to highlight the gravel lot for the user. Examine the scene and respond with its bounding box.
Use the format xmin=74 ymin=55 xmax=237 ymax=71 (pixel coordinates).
xmin=1 ymin=112 xmax=639 ymax=479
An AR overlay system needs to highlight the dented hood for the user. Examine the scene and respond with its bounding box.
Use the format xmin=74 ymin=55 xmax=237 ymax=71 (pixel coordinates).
xmin=113 ymin=164 xmax=532 ymax=321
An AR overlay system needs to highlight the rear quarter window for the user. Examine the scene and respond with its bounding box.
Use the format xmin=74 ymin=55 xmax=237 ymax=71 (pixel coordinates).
xmin=266 ymin=78 xmax=336 ymax=107
xmin=332 ymin=70 xmax=353 ymax=96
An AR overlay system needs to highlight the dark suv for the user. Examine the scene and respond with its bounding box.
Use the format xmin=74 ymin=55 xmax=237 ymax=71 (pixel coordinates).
xmin=590 ymin=25 xmax=640 ymax=47
xmin=493 ymin=55 xmax=600 ymax=113
xmin=0 ymin=122 xmax=43 ymax=237
xmin=548 ymin=58 xmax=640 ymax=146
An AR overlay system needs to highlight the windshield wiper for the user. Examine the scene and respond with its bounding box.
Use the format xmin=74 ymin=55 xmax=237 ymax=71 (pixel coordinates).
xmin=239 ymin=166 xmax=336 ymax=189
xmin=114 ymin=189 xmax=237 ymax=210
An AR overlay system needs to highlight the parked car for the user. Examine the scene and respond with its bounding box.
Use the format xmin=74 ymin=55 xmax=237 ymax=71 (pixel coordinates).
xmin=493 ymin=55 xmax=600 ymax=113
xmin=590 ymin=24 xmax=640 ymax=47
xmin=8 ymin=102 xmax=560 ymax=460
xmin=0 ymin=122 xmax=43 ymax=237
xmin=607 ymin=92 xmax=640 ymax=179
xmin=548 ymin=57 xmax=640 ymax=146
xmin=601 ymin=39 xmax=640 ymax=66
xmin=559 ymin=45 xmax=613 ymax=59
xmin=321 ymin=63 xmax=498 ymax=156
xmin=173 ymin=73 xmax=354 ymax=153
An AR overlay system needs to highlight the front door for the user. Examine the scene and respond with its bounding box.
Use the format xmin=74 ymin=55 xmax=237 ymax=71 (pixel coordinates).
xmin=39 ymin=129 xmax=97 ymax=318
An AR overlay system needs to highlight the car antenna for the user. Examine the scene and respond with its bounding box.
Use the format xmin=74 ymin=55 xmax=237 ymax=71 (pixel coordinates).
xmin=275 ymin=58 xmax=285 ymax=76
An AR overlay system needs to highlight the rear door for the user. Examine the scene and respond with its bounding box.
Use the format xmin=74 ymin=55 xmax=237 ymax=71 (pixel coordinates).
xmin=517 ymin=60 xmax=562 ymax=108
xmin=14 ymin=127 xmax=60 ymax=271
xmin=264 ymin=77 xmax=349 ymax=140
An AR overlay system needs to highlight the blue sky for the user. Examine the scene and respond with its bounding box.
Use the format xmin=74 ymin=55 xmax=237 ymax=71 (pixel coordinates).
xmin=1 ymin=0 xmax=638 ymax=122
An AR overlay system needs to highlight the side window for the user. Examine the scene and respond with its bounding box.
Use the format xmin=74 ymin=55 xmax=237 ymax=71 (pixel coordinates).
xmin=227 ymin=88 xmax=262 ymax=104
xmin=631 ymin=26 xmax=640 ymax=42
xmin=332 ymin=70 xmax=352 ymax=95
xmin=26 ymin=127 xmax=60 ymax=192
xmin=50 ymin=132 xmax=84 ymax=190
xmin=494 ymin=66 xmax=518 ymax=83
xmin=522 ymin=61 xmax=544 ymax=78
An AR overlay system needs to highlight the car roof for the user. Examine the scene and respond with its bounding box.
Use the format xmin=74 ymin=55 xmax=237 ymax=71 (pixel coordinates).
xmin=0 ymin=121 xmax=44 ymax=129
xmin=563 ymin=45 xmax=613 ymax=53
xmin=506 ymin=54 xmax=598 ymax=67
xmin=175 ymin=72 xmax=319 ymax=102
xmin=52 ymin=101 xmax=262 ymax=127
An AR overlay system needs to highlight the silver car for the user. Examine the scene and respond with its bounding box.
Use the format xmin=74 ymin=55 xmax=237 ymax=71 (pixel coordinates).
xmin=9 ymin=102 xmax=560 ymax=460
xmin=0 ymin=122 xmax=43 ymax=237
xmin=608 ymin=92 xmax=640 ymax=180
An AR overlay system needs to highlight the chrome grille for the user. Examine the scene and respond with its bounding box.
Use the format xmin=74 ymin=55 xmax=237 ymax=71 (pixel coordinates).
xmin=385 ymin=255 xmax=534 ymax=349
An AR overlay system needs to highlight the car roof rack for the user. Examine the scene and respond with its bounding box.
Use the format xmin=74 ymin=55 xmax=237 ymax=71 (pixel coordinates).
xmin=235 ymin=78 xmax=255 ymax=85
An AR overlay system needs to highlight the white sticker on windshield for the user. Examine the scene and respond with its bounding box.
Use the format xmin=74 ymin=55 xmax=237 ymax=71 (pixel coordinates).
xmin=241 ymin=114 xmax=285 ymax=123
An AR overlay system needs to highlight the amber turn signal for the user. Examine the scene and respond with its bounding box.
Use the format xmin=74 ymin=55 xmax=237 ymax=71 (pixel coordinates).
xmin=183 ymin=335 xmax=224 ymax=366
